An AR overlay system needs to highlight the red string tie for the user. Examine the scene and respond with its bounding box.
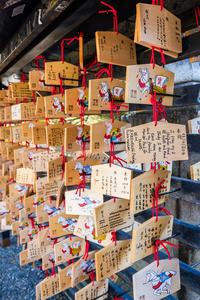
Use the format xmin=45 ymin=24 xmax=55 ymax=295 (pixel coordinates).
xmin=82 ymin=240 xmax=90 ymax=261
xmin=61 ymin=33 xmax=83 ymax=63
xmin=111 ymin=231 xmax=117 ymax=246
xmin=154 ymin=240 xmax=179 ymax=267
xmin=109 ymin=92 xmax=127 ymax=123
xmin=20 ymin=72 xmax=27 ymax=83
xmin=95 ymin=64 xmax=113 ymax=81
xmin=99 ymin=1 xmax=118 ymax=35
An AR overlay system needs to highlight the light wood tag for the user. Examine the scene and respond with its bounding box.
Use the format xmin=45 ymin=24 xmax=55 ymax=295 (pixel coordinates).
xmin=65 ymin=189 xmax=103 ymax=216
xmin=130 ymin=169 xmax=171 ymax=214
xmin=72 ymin=150 xmax=109 ymax=163
xmin=22 ymin=121 xmax=45 ymax=140
xmin=22 ymin=148 xmax=45 ymax=168
xmin=7 ymin=144 xmax=22 ymax=160
xmin=0 ymin=107 xmax=5 ymax=122
xmin=0 ymin=90 xmax=7 ymax=106
xmin=65 ymin=87 xmax=101 ymax=115
xmin=46 ymin=123 xmax=74 ymax=147
xmin=44 ymin=93 xmax=66 ymax=118
xmin=42 ymin=250 xmax=56 ymax=271
xmin=32 ymin=124 xmax=47 ymax=145
xmin=131 ymin=216 xmax=173 ymax=263
xmin=91 ymin=163 xmax=133 ymax=199
xmin=29 ymin=70 xmax=54 ymax=92
xmin=38 ymin=228 xmax=52 ymax=248
xmin=12 ymin=103 xmax=44 ymax=121
xmin=95 ymin=239 xmax=132 ymax=281
xmin=89 ymin=78 xmax=128 ymax=111
xmin=49 ymin=212 xmax=79 ymax=238
xmin=96 ymin=31 xmax=136 ymax=66
xmin=54 ymin=236 xmax=85 ymax=265
xmin=58 ymin=263 xmax=73 ymax=292
xmin=11 ymin=82 xmax=32 ymax=98
xmin=133 ymin=258 xmax=180 ymax=300
xmin=1 ymin=217 xmax=12 ymax=230
xmin=64 ymin=125 xmax=90 ymax=153
xmin=13 ymin=147 xmax=26 ymax=164
xmin=35 ymin=97 xmax=45 ymax=116
xmin=11 ymin=126 xmax=24 ymax=143
xmin=20 ymin=226 xmax=39 ymax=244
xmin=94 ymin=198 xmax=134 ymax=236
xmin=90 ymin=119 xmax=130 ymax=153
xmin=190 ymin=161 xmax=200 ymax=181
xmin=36 ymin=200 xmax=64 ymax=224
xmin=74 ymin=215 xmax=112 ymax=246
xmin=75 ymin=279 xmax=109 ymax=300
xmin=47 ymin=157 xmax=65 ymax=182
xmin=9 ymin=163 xmax=23 ymax=179
xmin=45 ymin=61 xmax=79 ymax=86
xmin=55 ymin=180 xmax=65 ymax=208
xmin=36 ymin=177 xmax=60 ymax=198
xmin=71 ymin=250 xmax=96 ymax=288
xmin=28 ymin=238 xmax=54 ymax=259
xmin=16 ymin=167 xmax=36 ymax=185
xmin=65 ymin=157 xmax=101 ymax=186
xmin=24 ymin=195 xmax=47 ymax=214
xmin=12 ymin=220 xmax=20 ymax=236
xmin=20 ymin=249 xmax=32 ymax=266
xmin=41 ymin=273 xmax=60 ymax=300
xmin=125 ymin=121 xmax=188 ymax=164
xmin=4 ymin=106 xmax=12 ymax=122
xmin=0 ymin=201 xmax=9 ymax=213
xmin=10 ymin=201 xmax=24 ymax=220
xmin=9 ymin=182 xmax=27 ymax=197
xmin=125 ymin=64 xmax=174 ymax=105
xmin=32 ymin=151 xmax=60 ymax=172
xmin=188 ymin=116 xmax=200 ymax=134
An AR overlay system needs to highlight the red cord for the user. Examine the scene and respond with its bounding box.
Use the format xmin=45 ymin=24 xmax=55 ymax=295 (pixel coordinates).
xmin=154 ymin=240 xmax=179 ymax=267
xmin=109 ymin=92 xmax=127 ymax=123
xmin=33 ymin=55 xmax=46 ymax=70
xmin=158 ymin=206 xmax=172 ymax=216
xmin=61 ymin=33 xmax=83 ymax=63
xmin=111 ymin=231 xmax=117 ymax=246
xmin=82 ymin=240 xmax=90 ymax=261
xmin=20 ymin=72 xmax=27 ymax=83
xmin=95 ymin=64 xmax=113 ymax=81
xmin=99 ymin=1 xmax=118 ymax=35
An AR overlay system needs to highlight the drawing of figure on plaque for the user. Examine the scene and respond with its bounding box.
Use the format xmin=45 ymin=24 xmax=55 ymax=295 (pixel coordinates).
xmin=14 ymin=184 xmax=26 ymax=195
xmin=75 ymin=193 xmax=101 ymax=215
xmin=19 ymin=221 xmax=29 ymax=230
xmin=84 ymin=217 xmax=106 ymax=244
xmin=136 ymin=68 xmax=168 ymax=100
xmin=12 ymin=214 xmax=19 ymax=222
xmin=77 ymin=88 xmax=89 ymax=109
xmin=33 ymin=196 xmax=46 ymax=208
xmin=28 ymin=122 xmax=35 ymax=129
xmin=79 ymin=258 xmax=95 ymax=276
xmin=74 ymin=162 xmax=92 ymax=180
xmin=38 ymin=71 xmax=47 ymax=90
xmin=52 ymin=96 xmax=65 ymax=115
xmin=61 ymin=241 xmax=82 ymax=259
xmin=145 ymin=269 xmax=177 ymax=296
xmin=28 ymin=228 xmax=38 ymax=240
xmin=98 ymin=81 xmax=124 ymax=107
xmin=57 ymin=216 xmax=78 ymax=232
xmin=43 ymin=204 xmax=62 ymax=217
xmin=66 ymin=268 xmax=72 ymax=278
xmin=49 ymin=253 xmax=55 ymax=264
xmin=27 ymin=151 xmax=35 ymax=164
xmin=16 ymin=203 xmax=24 ymax=210
xmin=104 ymin=122 xmax=126 ymax=147
xmin=75 ymin=127 xmax=90 ymax=150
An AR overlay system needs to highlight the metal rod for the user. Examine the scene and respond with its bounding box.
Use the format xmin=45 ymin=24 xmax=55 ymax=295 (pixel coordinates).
xmin=152 ymin=232 xmax=181 ymax=245
xmin=191 ymin=261 xmax=200 ymax=268
xmin=159 ymin=188 xmax=181 ymax=196
xmin=58 ymin=73 xmax=79 ymax=82
xmin=156 ymin=93 xmax=181 ymax=98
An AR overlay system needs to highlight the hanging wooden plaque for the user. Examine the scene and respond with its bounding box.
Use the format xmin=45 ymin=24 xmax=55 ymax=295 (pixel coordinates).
xmin=22 ymin=121 xmax=45 ymax=140
xmin=125 ymin=121 xmax=188 ymax=164
xmin=130 ymin=169 xmax=171 ymax=214
xmin=24 ymin=195 xmax=47 ymax=214
xmin=1 ymin=217 xmax=12 ymax=231
xmin=44 ymin=93 xmax=66 ymax=118
xmin=89 ymin=78 xmax=128 ymax=111
xmin=36 ymin=177 xmax=60 ymax=198
xmin=40 ymin=274 xmax=60 ymax=300
xmin=131 ymin=216 xmax=173 ymax=263
xmin=49 ymin=212 xmax=79 ymax=238
xmin=42 ymin=250 xmax=56 ymax=271
xmin=38 ymin=227 xmax=52 ymax=248
xmin=47 ymin=157 xmax=66 ymax=182
xmin=22 ymin=147 xmax=45 ymax=168
xmin=54 ymin=236 xmax=85 ymax=265
xmin=20 ymin=226 xmax=39 ymax=244
xmin=65 ymin=158 xmax=101 ymax=186
xmin=46 ymin=123 xmax=74 ymax=147
xmin=0 ymin=90 xmax=7 ymax=106
xmin=96 ymin=31 xmax=137 ymax=66
xmin=16 ymin=168 xmax=36 ymax=185
xmin=19 ymin=207 xmax=30 ymax=223
xmin=71 ymin=251 xmax=96 ymax=288
xmin=91 ymin=163 xmax=133 ymax=199
xmin=45 ymin=61 xmax=79 ymax=86
xmin=65 ymin=189 xmax=103 ymax=216
xmin=4 ymin=106 xmax=12 ymax=123
xmin=125 ymin=64 xmax=174 ymax=105
xmin=11 ymin=82 xmax=32 ymax=98
xmin=94 ymin=198 xmax=133 ymax=236
xmin=133 ymin=258 xmax=180 ymax=300
xmin=35 ymin=97 xmax=45 ymax=116
xmin=64 ymin=125 xmax=90 ymax=153
xmin=65 ymin=87 xmax=101 ymax=115
xmin=95 ymin=239 xmax=132 ymax=281
xmin=58 ymin=263 xmax=73 ymax=292
xmin=11 ymin=126 xmax=24 ymax=143
xmin=11 ymin=103 xmax=44 ymax=121
xmin=27 ymin=238 xmax=53 ymax=260
xmin=36 ymin=200 xmax=63 ymax=224
xmin=10 ymin=164 xmax=22 ymax=181
xmin=14 ymin=147 xmax=26 ymax=164
xmin=74 ymin=215 xmax=112 ymax=246
xmin=20 ymin=249 xmax=32 ymax=266
xmin=12 ymin=220 xmax=20 ymax=236
xmin=90 ymin=119 xmax=130 ymax=153
xmin=29 ymin=70 xmax=54 ymax=92
xmin=0 ymin=107 xmax=5 ymax=122
xmin=190 ymin=161 xmax=200 ymax=181
xmin=9 ymin=182 xmax=27 ymax=198
xmin=7 ymin=144 xmax=22 ymax=160
xmin=75 ymin=279 xmax=109 ymax=300
xmin=188 ymin=116 xmax=200 ymax=134
xmin=0 ymin=201 xmax=8 ymax=213
xmin=32 ymin=151 xmax=60 ymax=172
xmin=32 ymin=125 xmax=47 ymax=145
xmin=72 ymin=151 xmax=109 ymax=163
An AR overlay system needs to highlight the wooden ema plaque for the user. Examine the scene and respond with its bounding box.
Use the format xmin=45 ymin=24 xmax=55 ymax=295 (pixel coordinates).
xmin=72 ymin=150 xmax=109 ymax=163
xmin=29 ymin=70 xmax=54 ymax=92
xmin=88 ymin=78 xmax=128 ymax=111
xmin=0 ymin=107 xmax=5 ymax=122
xmin=134 ymin=3 xmax=182 ymax=55
xmin=131 ymin=216 xmax=173 ymax=263
xmin=22 ymin=148 xmax=45 ymax=168
xmin=40 ymin=274 xmax=60 ymax=300
xmin=35 ymin=97 xmax=45 ymax=116
xmin=11 ymin=102 xmax=44 ymax=121
xmin=44 ymin=94 xmax=66 ymax=118
xmin=133 ymin=258 xmax=180 ymax=300
xmin=36 ymin=200 xmax=63 ymax=224
xmin=24 ymin=195 xmax=47 ymax=214
xmin=0 ymin=201 xmax=8 ymax=213
xmin=65 ymin=87 xmax=101 ymax=115
xmin=94 ymin=198 xmax=133 ymax=236
xmin=96 ymin=31 xmax=137 ymax=66
xmin=42 ymin=250 xmax=56 ymax=271
xmin=49 ymin=212 xmax=79 ymax=238
xmin=14 ymin=147 xmax=25 ymax=164
xmin=54 ymin=236 xmax=85 ymax=265
xmin=7 ymin=144 xmax=22 ymax=160
xmin=188 ymin=116 xmax=200 ymax=134
xmin=22 ymin=121 xmax=45 ymax=140
xmin=32 ymin=124 xmax=47 ymax=145
xmin=47 ymin=157 xmax=64 ymax=182
xmin=73 ymin=215 xmax=112 ymax=246
xmin=64 ymin=125 xmax=90 ymax=153
xmin=95 ymin=239 xmax=132 ymax=281
xmin=46 ymin=123 xmax=74 ymax=147
xmin=4 ymin=106 xmax=12 ymax=123
xmin=91 ymin=163 xmax=133 ymax=199
xmin=9 ymin=163 xmax=22 ymax=181
xmin=20 ymin=226 xmax=39 ymax=244
xmin=1 ymin=217 xmax=12 ymax=231
xmin=125 ymin=121 xmax=188 ymax=164
xmin=12 ymin=220 xmax=20 ymax=236
xmin=16 ymin=168 xmax=36 ymax=185
xmin=11 ymin=82 xmax=32 ymax=98
xmin=58 ymin=263 xmax=73 ymax=292
xmin=71 ymin=250 xmax=96 ymax=288
xmin=20 ymin=249 xmax=32 ymax=266
xmin=36 ymin=177 xmax=60 ymax=198
xmin=19 ymin=207 xmax=30 ymax=223
xmin=75 ymin=279 xmax=109 ymax=300
xmin=125 ymin=64 xmax=174 ymax=105
xmin=65 ymin=189 xmax=103 ymax=216
xmin=130 ymin=169 xmax=171 ymax=214
xmin=0 ymin=90 xmax=7 ymax=106
xmin=11 ymin=126 xmax=24 ymax=143
xmin=65 ymin=157 xmax=101 ymax=186
xmin=45 ymin=61 xmax=79 ymax=86
xmin=190 ymin=161 xmax=200 ymax=181
xmin=38 ymin=228 xmax=52 ymax=248
xmin=27 ymin=238 xmax=53 ymax=260
xmin=32 ymin=151 xmax=60 ymax=172
xmin=9 ymin=182 xmax=27 ymax=198
xmin=90 ymin=119 xmax=130 ymax=153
